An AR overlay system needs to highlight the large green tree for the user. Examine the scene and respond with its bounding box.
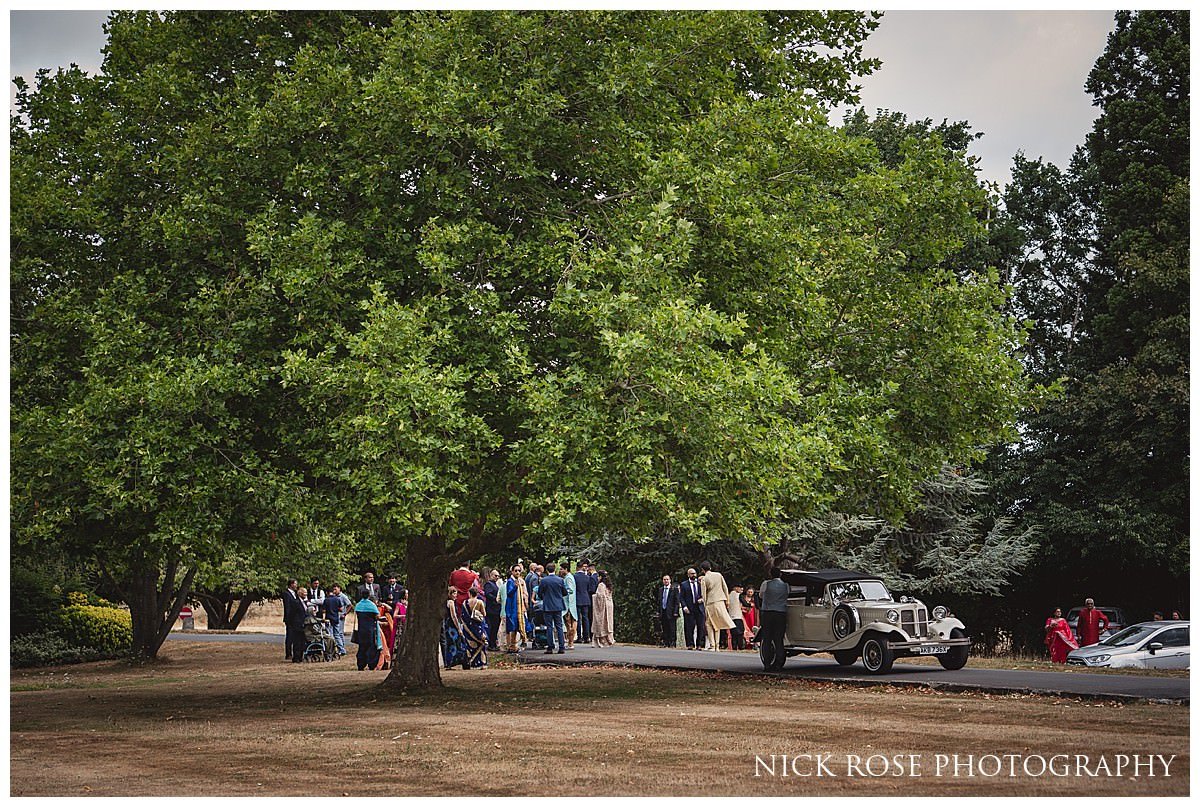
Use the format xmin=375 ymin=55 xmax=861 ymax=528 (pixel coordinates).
xmin=990 ymin=11 xmax=1188 ymax=625
xmin=12 ymin=12 xmax=1028 ymax=684
xmin=274 ymin=13 xmax=1025 ymax=688
xmin=11 ymin=12 xmax=388 ymax=657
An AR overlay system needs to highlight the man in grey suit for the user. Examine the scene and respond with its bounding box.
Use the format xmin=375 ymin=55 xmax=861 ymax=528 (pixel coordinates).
xmin=357 ymin=571 xmax=380 ymax=601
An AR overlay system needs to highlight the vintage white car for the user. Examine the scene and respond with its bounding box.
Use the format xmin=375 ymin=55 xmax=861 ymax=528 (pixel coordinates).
xmin=758 ymin=568 xmax=970 ymax=674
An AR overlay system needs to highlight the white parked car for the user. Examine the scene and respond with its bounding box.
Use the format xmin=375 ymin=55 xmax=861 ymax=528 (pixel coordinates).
xmin=759 ymin=569 xmax=970 ymax=674
xmin=1066 ymin=621 xmax=1189 ymax=669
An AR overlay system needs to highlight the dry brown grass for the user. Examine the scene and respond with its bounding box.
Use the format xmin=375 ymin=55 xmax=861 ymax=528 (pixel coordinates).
xmin=14 ymin=641 xmax=1185 ymax=796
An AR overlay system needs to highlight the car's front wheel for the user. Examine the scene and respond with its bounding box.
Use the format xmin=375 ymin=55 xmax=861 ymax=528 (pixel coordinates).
xmin=861 ymin=633 xmax=895 ymax=674
xmin=938 ymin=628 xmax=969 ymax=670
xmin=832 ymin=649 xmax=857 ymax=666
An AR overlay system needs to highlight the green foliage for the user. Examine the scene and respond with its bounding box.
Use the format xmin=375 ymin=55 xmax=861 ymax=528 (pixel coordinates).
xmin=791 ymin=467 xmax=1036 ymax=596
xmin=12 ymin=12 xmax=1030 ymax=671
xmin=987 ymin=11 xmax=1188 ymax=627
xmin=56 ymin=604 xmax=134 ymax=654
xmin=10 ymin=556 xmax=105 ymax=636
xmin=11 ymin=633 xmax=114 ymax=669
xmin=841 ymin=107 xmax=981 ymax=170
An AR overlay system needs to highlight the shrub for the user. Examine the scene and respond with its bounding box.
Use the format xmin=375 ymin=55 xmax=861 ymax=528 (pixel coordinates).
xmin=56 ymin=604 xmax=133 ymax=653
xmin=11 ymin=563 xmax=66 ymax=635
xmin=11 ymin=633 xmax=113 ymax=668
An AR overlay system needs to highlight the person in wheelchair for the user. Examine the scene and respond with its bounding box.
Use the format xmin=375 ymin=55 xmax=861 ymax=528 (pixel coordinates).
xmin=302 ymin=612 xmax=338 ymax=661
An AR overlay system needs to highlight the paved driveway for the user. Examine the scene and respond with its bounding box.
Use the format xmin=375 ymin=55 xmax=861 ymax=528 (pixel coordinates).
xmin=165 ymin=632 xmax=1188 ymax=702
xmin=516 ymin=643 xmax=1189 ymax=702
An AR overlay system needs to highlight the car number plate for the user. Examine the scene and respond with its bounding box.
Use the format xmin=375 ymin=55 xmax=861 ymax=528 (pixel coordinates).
xmin=915 ymin=645 xmax=949 ymax=655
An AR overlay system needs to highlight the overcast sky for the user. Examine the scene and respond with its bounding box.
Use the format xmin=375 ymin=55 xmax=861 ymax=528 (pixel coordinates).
xmin=10 ymin=9 xmax=1116 ymax=188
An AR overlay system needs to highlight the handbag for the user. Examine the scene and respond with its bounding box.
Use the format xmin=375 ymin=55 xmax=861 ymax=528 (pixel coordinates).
xmin=351 ymin=628 xmax=361 ymax=645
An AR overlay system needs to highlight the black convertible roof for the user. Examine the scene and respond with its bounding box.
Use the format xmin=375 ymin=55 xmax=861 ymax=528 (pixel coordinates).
xmin=778 ymin=568 xmax=884 ymax=588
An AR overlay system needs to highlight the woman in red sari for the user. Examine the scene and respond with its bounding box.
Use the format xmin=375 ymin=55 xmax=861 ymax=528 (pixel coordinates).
xmin=375 ymin=608 xmax=396 ymax=670
xmin=741 ymin=587 xmax=758 ymax=647
xmin=1044 ymin=607 xmax=1078 ymax=663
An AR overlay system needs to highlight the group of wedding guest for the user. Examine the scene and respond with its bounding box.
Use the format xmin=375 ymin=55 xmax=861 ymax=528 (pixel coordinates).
xmin=440 ymin=563 xmax=490 ymax=670
xmin=347 ymin=571 xmax=409 ymax=671
xmin=281 ymin=573 xmax=409 ymax=670
xmin=656 ymin=562 xmax=759 ymax=650
xmin=438 ymin=559 xmax=617 ymax=669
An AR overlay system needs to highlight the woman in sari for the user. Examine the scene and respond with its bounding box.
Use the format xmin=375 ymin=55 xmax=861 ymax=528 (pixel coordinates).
xmin=742 ymin=587 xmax=758 ymax=647
xmin=374 ymin=607 xmax=395 ymax=670
xmin=591 ymin=570 xmax=615 ymax=647
xmin=458 ymin=588 xmax=489 ymax=669
xmin=1044 ymin=607 xmax=1078 ymax=663
xmin=353 ymin=595 xmax=382 ymax=671
xmin=392 ymin=589 xmax=408 ymax=649
xmin=503 ymin=565 xmax=529 ymax=653
xmin=440 ymin=586 xmax=469 ymax=669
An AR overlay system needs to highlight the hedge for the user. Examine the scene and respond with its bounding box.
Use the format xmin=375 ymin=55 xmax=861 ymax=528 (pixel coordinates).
xmin=56 ymin=604 xmax=133 ymax=653
xmin=11 ymin=633 xmax=113 ymax=668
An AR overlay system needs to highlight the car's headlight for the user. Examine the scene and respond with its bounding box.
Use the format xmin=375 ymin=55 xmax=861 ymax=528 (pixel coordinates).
xmin=886 ymin=609 xmax=900 ymax=624
xmin=932 ymin=605 xmax=949 ymax=620
xmin=1089 ymin=654 xmax=1111 ymax=665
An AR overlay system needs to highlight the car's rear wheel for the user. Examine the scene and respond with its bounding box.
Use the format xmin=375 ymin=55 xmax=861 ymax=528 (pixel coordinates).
xmin=938 ymin=628 xmax=969 ymax=670
xmin=861 ymin=633 xmax=894 ymax=674
xmin=833 ymin=649 xmax=858 ymax=666
xmin=832 ymin=604 xmax=857 ymax=640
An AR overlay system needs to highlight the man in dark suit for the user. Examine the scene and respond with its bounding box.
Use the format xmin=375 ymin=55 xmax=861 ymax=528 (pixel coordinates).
xmin=573 ymin=560 xmax=593 ymax=643
xmin=379 ymin=573 xmax=401 ymax=605
xmin=537 ymin=566 xmax=568 ymax=653
xmin=281 ymin=578 xmax=306 ymax=662
xmin=678 ymin=567 xmax=706 ymax=649
xmin=657 ymin=574 xmax=680 ymax=647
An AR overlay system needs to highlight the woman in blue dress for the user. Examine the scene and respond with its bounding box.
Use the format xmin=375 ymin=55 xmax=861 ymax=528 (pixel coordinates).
xmin=440 ymin=585 xmax=468 ymax=668
xmin=459 ymin=588 xmax=489 ymax=668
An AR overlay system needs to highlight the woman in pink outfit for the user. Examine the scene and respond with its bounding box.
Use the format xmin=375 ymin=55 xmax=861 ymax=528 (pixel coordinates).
xmin=1044 ymin=607 xmax=1078 ymax=663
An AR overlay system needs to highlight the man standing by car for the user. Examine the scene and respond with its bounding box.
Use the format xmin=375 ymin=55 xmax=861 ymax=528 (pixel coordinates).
xmin=758 ymin=568 xmax=789 ymax=669
xmin=1077 ymin=597 xmax=1110 ymax=646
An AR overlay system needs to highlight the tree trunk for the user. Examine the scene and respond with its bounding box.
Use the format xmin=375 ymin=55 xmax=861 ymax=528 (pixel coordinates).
xmin=226 ymin=595 xmax=255 ymax=630
xmin=382 ymin=537 xmax=453 ymax=691
xmin=195 ymin=591 xmax=231 ymax=629
xmin=128 ymin=565 xmax=163 ymax=659
xmin=127 ymin=560 xmax=197 ymax=659
xmin=194 ymin=590 xmax=256 ymax=630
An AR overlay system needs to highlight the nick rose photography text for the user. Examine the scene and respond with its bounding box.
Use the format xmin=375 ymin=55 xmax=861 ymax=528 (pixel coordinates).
xmin=753 ymin=753 xmax=1177 ymax=779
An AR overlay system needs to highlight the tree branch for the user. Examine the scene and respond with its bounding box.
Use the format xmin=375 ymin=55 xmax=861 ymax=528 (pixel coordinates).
xmin=155 ymin=565 xmax=198 ymax=650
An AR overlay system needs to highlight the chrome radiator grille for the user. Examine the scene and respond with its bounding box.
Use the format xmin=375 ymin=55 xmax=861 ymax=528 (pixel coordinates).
xmin=901 ymin=608 xmax=929 ymax=637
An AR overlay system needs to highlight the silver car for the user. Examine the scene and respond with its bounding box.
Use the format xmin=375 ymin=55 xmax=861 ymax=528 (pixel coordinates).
xmin=1066 ymin=620 xmax=1190 ymax=669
